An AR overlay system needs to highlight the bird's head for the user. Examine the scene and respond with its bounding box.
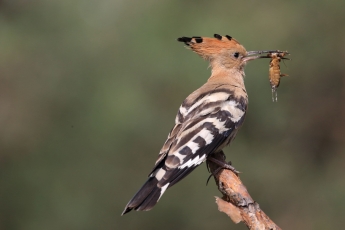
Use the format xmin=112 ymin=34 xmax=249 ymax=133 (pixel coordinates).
xmin=177 ymin=34 xmax=273 ymax=71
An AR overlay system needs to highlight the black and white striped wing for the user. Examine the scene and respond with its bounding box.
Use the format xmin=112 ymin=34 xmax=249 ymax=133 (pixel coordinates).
xmin=122 ymin=91 xmax=247 ymax=214
xmin=151 ymin=98 xmax=247 ymax=189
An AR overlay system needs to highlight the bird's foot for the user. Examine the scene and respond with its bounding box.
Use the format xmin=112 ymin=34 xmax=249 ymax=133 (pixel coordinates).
xmin=206 ymin=157 xmax=240 ymax=185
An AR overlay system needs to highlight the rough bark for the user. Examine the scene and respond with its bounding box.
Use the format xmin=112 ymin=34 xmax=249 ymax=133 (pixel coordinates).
xmin=207 ymin=151 xmax=281 ymax=230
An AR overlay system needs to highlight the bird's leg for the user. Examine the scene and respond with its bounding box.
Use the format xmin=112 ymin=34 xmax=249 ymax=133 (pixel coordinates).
xmin=206 ymin=165 xmax=225 ymax=185
xmin=206 ymin=153 xmax=240 ymax=185
xmin=207 ymin=156 xmax=240 ymax=175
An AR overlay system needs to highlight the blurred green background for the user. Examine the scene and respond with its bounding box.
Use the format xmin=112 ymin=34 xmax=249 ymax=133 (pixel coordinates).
xmin=0 ymin=0 xmax=345 ymax=229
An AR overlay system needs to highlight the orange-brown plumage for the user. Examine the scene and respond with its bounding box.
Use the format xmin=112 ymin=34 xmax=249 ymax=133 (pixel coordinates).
xmin=188 ymin=37 xmax=245 ymax=59
xmin=178 ymin=35 xmax=247 ymax=72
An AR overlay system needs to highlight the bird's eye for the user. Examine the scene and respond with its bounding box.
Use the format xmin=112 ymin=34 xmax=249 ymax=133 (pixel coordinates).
xmin=233 ymin=52 xmax=240 ymax=58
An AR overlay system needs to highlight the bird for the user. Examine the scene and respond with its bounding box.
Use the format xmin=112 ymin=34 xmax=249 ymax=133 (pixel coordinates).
xmin=122 ymin=34 xmax=271 ymax=215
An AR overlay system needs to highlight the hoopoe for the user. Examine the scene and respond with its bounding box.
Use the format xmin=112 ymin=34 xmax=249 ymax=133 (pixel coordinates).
xmin=122 ymin=34 xmax=274 ymax=215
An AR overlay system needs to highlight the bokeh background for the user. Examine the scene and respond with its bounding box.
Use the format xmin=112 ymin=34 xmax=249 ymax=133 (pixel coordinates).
xmin=0 ymin=0 xmax=345 ymax=229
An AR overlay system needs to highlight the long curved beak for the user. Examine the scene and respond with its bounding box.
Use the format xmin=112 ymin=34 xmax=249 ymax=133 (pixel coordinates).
xmin=243 ymin=50 xmax=289 ymax=62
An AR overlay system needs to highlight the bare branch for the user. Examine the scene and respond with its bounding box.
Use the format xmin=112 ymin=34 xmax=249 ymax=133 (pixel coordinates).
xmin=207 ymin=151 xmax=281 ymax=230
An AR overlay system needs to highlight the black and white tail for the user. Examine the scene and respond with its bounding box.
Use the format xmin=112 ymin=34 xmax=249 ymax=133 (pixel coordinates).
xmin=121 ymin=176 xmax=167 ymax=215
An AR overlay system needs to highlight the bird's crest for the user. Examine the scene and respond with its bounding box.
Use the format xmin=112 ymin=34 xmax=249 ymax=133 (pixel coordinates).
xmin=177 ymin=34 xmax=247 ymax=61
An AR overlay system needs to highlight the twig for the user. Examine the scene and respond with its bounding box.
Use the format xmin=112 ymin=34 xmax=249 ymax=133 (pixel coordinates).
xmin=207 ymin=151 xmax=281 ymax=230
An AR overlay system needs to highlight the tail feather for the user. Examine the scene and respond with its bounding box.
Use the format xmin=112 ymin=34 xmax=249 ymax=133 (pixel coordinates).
xmin=121 ymin=176 xmax=166 ymax=215
xmin=122 ymin=158 xmax=202 ymax=215
xmin=135 ymin=187 xmax=162 ymax=211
